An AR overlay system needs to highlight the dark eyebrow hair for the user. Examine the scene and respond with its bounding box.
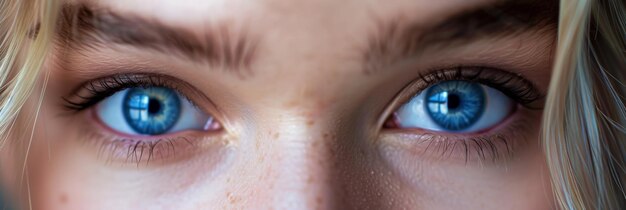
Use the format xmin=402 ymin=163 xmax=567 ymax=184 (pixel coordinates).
xmin=58 ymin=4 xmax=257 ymax=74
xmin=363 ymin=0 xmax=559 ymax=73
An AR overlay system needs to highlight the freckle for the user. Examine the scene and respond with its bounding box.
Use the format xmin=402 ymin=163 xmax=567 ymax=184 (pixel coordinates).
xmin=227 ymin=192 xmax=238 ymax=204
xmin=273 ymin=132 xmax=280 ymax=139
xmin=284 ymin=99 xmax=299 ymax=108
xmin=59 ymin=193 xmax=68 ymax=204
xmin=312 ymin=140 xmax=320 ymax=148
xmin=303 ymin=88 xmax=316 ymax=98
xmin=306 ymin=119 xmax=315 ymax=126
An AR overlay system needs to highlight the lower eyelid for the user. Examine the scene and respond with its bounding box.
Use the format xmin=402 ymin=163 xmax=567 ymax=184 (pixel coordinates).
xmin=378 ymin=107 xmax=540 ymax=163
xmin=79 ymin=111 xmax=226 ymax=165
xmin=96 ymin=136 xmax=197 ymax=165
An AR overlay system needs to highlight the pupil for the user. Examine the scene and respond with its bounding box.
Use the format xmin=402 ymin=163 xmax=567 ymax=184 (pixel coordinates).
xmin=148 ymin=98 xmax=161 ymax=114
xmin=447 ymin=94 xmax=461 ymax=110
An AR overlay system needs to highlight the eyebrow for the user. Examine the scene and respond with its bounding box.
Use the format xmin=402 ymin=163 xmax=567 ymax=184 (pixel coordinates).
xmin=58 ymin=4 xmax=257 ymax=74
xmin=363 ymin=0 xmax=559 ymax=73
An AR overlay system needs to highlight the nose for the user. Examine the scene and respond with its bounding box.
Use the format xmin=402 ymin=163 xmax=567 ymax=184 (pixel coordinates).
xmin=222 ymin=109 xmax=395 ymax=210
xmin=213 ymin=76 xmax=396 ymax=209
xmin=249 ymin=116 xmax=342 ymax=210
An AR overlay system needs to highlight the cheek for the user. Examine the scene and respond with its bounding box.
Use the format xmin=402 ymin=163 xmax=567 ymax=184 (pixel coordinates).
xmin=27 ymin=133 xmax=234 ymax=210
xmin=26 ymin=129 xmax=116 ymax=210
xmin=22 ymin=108 xmax=214 ymax=209
xmin=30 ymin=160 xmax=100 ymax=210
xmin=377 ymin=137 xmax=554 ymax=210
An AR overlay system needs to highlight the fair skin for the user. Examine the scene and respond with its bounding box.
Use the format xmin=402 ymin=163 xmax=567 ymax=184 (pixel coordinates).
xmin=4 ymin=0 xmax=557 ymax=209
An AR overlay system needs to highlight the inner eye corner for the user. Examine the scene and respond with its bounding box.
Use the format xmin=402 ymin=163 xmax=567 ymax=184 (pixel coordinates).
xmin=382 ymin=114 xmax=399 ymax=129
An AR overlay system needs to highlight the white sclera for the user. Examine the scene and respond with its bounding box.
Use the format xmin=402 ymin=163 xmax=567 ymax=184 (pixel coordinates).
xmin=395 ymin=84 xmax=514 ymax=133
xmin=96 ymin=89 xmax=213 ymax=135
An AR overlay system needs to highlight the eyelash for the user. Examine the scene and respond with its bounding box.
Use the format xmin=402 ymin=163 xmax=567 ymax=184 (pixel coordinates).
xmin=64 ymin=73 xmax=211 ymax=165
xmin=384 ymin=66 xmax=543 ymax=162
xmin=415 ymin=66 xmax=543 ymax=107
xmin=85 ymin=130 xmax=199 ymax=165
xmin=65 ymin=67 xmax=541 ymax=164
xmin=385 ymin=115 xmax=535 ymax=163
xmin=64 ymin=73 xmax=186 ymax=111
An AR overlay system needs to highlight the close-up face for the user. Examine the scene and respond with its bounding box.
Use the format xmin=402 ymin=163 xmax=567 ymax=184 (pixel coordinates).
xmin=3 ymin=0 xmax=559 ymax=209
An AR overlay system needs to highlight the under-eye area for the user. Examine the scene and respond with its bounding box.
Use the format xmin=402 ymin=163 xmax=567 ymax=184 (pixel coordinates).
xmin=381 ymin=66 xmax=544 ymax=162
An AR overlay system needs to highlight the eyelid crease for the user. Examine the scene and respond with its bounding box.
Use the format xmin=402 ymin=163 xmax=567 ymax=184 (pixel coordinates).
xmin=376 ymin=66 xmax=543 ymax=134
xmin=63 ymin=73 xmax=207 ymax=112
xmin=63 ymin=74 xmax=164 ymax=111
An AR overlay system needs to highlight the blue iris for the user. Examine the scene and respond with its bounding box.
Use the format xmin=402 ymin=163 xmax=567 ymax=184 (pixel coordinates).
xmin=425 ymin=81 xmax=486 ymax=131
xmin=123 ymin=87 xmax=181 ymax=135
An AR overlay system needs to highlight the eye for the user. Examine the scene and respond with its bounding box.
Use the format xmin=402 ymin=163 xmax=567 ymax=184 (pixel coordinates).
xmin=95 ymin=87 xmax=213 ymax=135
xmin=391 ymin=80 xmax=515 ymax=133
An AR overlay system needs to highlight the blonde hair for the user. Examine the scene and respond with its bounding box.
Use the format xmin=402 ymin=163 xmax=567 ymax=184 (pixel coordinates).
xmin=544 ymin=0 xmax=626 ymax=209
xmin=0 ymin=0 xmax=57 ymax=147
xmin=1 ymin=0 xmax=625 ymax=209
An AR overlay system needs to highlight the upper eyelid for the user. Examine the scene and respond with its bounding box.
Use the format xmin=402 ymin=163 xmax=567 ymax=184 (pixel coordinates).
xmin=63 ymin=73 xmax=176 ymax=111
xmin=63 ymin=73 xmax=217 ymax=113
xmin=403 ymin=66 xmax=542 ymax=107
xmin=379 ymin=66 xmax=543 ymax=127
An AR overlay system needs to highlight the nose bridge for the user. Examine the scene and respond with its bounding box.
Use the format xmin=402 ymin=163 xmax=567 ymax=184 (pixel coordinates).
xmin=252 ymin=112 xmax=391 ymax=210
xmin=232 ymin=77 xmax=363 ymax=209
xmin=261 ymin=114 xmax=340 ymax=209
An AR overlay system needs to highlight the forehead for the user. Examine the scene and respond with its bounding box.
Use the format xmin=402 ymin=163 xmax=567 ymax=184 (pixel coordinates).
xmin=81 ymin=0 xmax=492 ymax=31
xmin=64 ymin=0 xmax=512 ymax=73
xmin=60 ymin=0 xmax=556 ymax=84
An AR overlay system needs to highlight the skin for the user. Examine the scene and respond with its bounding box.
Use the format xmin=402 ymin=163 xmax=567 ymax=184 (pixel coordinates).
xmin=3 ymin=0 xmax=557 ymax=209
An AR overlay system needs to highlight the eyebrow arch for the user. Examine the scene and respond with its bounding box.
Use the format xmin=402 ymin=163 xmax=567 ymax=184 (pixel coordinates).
xmin=363 ymin=0 xmax=559 ymax=73
xmin=58 ymin=4 xmax=257 ymax=74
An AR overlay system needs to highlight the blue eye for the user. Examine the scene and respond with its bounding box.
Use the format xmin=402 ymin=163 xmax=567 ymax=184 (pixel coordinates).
xmin=96 ymin=87 xmax=213 ymax=136
xmin=394 ymin=81 xmax=515 ymax=133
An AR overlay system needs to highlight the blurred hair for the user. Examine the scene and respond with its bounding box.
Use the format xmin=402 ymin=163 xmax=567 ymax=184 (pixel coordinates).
xmin=0 ymin=0 xmax=625 ymax=209
xmin=544 ymin=0 xmax=626 ymax=209
xmin=0 ymin=0 xmax=57 ymax=148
